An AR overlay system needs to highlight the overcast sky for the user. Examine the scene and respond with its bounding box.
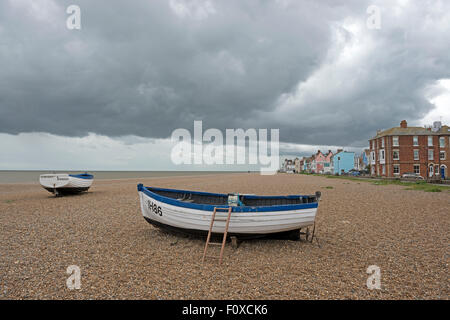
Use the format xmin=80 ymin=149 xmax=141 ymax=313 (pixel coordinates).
xmin=1 ymin=0 xmax=449 ymax=170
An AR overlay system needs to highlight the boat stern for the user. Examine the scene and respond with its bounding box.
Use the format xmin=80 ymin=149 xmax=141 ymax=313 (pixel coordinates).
xmin=39 ymin=174 xmax=70 ymax=189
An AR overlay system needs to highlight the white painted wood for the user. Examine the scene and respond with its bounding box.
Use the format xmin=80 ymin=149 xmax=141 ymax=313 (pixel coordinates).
xmin=39 ymin=174 xmax=93 ymax=191
xmin=138 ymin=191 xmax=317 ymax=235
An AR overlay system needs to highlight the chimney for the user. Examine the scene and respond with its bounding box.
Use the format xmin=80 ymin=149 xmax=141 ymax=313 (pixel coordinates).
xmin=400 ymin=120 xmax=407 ymax=128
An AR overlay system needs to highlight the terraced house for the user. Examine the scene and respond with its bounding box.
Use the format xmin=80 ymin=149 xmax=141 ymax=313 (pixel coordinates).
xmin=369 ymin=120 xmax=450 ymax=179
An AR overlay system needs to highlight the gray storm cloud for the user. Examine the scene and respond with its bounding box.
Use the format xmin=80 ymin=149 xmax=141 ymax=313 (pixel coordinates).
xmin=0 ymin=0 xmax=449 ymax=147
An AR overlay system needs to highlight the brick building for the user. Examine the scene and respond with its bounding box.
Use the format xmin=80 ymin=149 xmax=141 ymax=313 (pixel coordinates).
xmin=369 ymin=120 xmax=450 ymax=179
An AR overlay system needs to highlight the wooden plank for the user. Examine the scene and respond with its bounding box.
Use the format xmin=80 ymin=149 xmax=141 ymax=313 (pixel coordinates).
xmin=202 ymin=208 xmax=217 ymax=263
xmin=219 ymin=207 xmax=232 ymax=264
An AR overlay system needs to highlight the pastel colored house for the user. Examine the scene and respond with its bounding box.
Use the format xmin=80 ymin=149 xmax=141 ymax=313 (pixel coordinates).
xmin=303 ymin=156 xmax=312 ymax=172
xmin=331 ymin=150 xmax=356 ymax=175
xmin=313 ymin=150 xmax=326 ymax=173
xmin=293 ymin=157 xmax=301 ymax=173
xmin=323 ymin=150 xmax=333 ymax=174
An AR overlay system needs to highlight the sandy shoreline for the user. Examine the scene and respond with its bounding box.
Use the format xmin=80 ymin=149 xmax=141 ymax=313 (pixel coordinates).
xmin=0 ymin=173 xmax=448 ymax=299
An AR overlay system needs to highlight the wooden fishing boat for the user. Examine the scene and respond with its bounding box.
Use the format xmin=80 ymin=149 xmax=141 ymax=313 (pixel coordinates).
xmin=39 ymin=173 xmax=94 ymax=195
xmin=137 ymin=184 xmax=320 ymax=238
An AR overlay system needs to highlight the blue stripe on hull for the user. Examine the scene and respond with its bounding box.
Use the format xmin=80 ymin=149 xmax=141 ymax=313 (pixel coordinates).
xmin=69 ymin=174 xmax=94 ymax=179
xmin=137 ymin=184 xmax=318 ymax=213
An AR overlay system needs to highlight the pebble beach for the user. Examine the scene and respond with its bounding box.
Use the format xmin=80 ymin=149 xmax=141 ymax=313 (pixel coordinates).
xmin=0 ymin=173 xmax=448 ymax=299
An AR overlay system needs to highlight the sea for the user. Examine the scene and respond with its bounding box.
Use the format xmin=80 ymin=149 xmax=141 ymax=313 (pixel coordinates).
xmin=0 ymin=171 xmax=248 ymax=184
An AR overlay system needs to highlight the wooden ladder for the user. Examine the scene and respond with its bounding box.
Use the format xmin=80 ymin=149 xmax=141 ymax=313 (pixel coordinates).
xmin=202 ymin=207 xmax=232 ymax=264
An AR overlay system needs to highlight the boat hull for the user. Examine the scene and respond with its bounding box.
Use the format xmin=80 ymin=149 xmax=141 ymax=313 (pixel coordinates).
xmin=39 ymin=174 xmax=93 ymax=195
xmin=138 ymin=186 xmax=317 ymax=236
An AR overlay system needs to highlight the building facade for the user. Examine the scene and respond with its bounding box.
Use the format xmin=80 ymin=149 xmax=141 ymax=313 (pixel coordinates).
xmin=293 ymin=157 xmax=301 ymax=173
xmin=369 ymin=120 xmax=450 ymax=179
xmin=313 ymin=150 xmax=326 ymax=174
xmin=331 ymin=150 xmax=355 ymax=175
xmin=281 ymin=158 xmax=295 ymax=173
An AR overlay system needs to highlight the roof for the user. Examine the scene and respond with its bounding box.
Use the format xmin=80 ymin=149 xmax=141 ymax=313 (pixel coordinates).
xmin=332 ymin=150 xmax=354 ymax=157
xmin=372 ymin=125 xmax=450 ymax=139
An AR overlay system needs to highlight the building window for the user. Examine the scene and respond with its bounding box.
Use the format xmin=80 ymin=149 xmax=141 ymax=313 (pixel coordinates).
xmin=413 ymin=136 xmax=418 ymax=146
xmin=428 ymin=149 xmax=434 ymax=160
xmin=428 ymin=136 xmax=433 ymax=146
xmin=382 ymin=165 xmax=386 ymax=175
xmin=414 ymin=165 xmax=420 ymax=175
xmin=392 ymin=136 xmax=399 ymax=146
xmin=379 ymin=149 xmax=385 ymax=161
xmin=440 ymin=137 xmax=445 ymax=148
xmin=393 ymin=164 xmax=400 ymax=175
xmin=382 ymin=137 xmax=385 ymax=148
xmin=440 ymin=151 xmax=446 ymax=160
xmin=414 ymin=149 xmax=419 ymax=160
xmin=393 ymin=150 xmax=400 ymax=160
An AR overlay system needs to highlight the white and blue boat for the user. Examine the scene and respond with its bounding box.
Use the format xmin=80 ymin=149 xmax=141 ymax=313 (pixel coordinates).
xmin=137 ymin=184 xmax=320 ymax=238
xmin=40 ymin=173 xmax=94 ymax=195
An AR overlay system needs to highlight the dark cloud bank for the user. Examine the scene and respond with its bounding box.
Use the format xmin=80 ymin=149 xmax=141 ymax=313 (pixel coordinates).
xmin=0 ymin=0 xmax=449 ymax=147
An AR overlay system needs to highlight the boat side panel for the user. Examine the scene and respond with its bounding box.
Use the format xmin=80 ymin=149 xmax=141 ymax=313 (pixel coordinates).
xmin=139 ymin=185 xmax=318 ymax=213
xmin=139 ymin=191 xmax=316 ymax=234
xmin=40 ymin=174 xmax=93 ymax=194
xmin=39 ymin=174 xmax=70 ymax=188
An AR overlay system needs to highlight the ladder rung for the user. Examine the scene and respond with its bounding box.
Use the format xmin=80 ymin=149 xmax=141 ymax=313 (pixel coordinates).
xmin=202 ymin=206 xmax=233 ymax=264
xmin=214 ymin=207 xmax=231 ymax=211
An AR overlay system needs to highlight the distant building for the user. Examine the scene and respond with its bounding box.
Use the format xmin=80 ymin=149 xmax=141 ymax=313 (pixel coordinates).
xmin=355 ymin=149 xmax=369 ymax=171
xmin=323 ymin=150 xmax=333 ymax=174
xmin=331 ymin=150 xmax=355 ymax=175
xmin=369 ymin=120 xmax=450 ymax=179
xmin=313 ymin=150 xmax=326 ymax=174
xmin=303 ymin=156 xmax=312 ymax=172
xmin=281 ymin=158 xmax=295 ymax=173
xmin=293 ymin=157 xmax=301 ymax=173
xmin=298 ymin=158 xmax=305 ymax=173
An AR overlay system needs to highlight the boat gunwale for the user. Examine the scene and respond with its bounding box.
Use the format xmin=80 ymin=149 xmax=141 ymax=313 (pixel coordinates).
xmin=137 ymin=184 xmax=318 ymax=213
xmin=69 ymin=173 xmax=94 ymax=180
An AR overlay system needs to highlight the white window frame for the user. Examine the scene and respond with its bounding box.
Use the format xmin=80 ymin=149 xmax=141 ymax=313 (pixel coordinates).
xmin=428 ymin=149 xmax=434 ymax=160
xmin=414 ymin=164 xmax=420 ymax=175
xmin=393 ymin=164 xmax=400 ymax=175
xmin=382 ymin=165 xmax=386 ymax=175
xmin=379 ymin=149 xmax=385 ymax=164
xmin=440 ymin=151 xmax=446 ymax=160
xmin=428 ymin=136 xmax=433 ymax=146
xmin=393 ymin=150 xmax=400 ymax=160
xmin=382 ymin=137 xmax=385 ymax=148
xmin=392 ymin=136 xmax=399 ymax=147
xmin=413 ymin=136 xmax=418 ymax=146
xmin=440 ymin=137 xmax=445 ymax=148
xmin=414 ymin=149 xmax=419 ymax=161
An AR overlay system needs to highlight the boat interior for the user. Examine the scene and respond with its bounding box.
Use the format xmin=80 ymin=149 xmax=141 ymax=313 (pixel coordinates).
xmin=148 ymin=187 xmax=320 ymax=206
